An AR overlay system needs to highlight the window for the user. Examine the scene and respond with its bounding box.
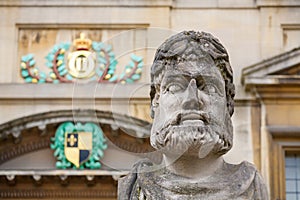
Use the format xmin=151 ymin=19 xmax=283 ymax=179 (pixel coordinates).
xmin=285 ymin=152 xmax=300 ymax=200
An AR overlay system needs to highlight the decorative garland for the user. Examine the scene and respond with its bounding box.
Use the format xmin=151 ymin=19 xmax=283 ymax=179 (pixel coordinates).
xmin=20 ymin=40 xmax=143 ymax=83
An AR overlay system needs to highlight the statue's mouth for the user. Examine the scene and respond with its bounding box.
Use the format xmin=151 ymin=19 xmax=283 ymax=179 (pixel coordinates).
xmin=181 ymin=113 xmax=205 ymax=126
xmin=173 ymin=111 xmax=210 ymax=126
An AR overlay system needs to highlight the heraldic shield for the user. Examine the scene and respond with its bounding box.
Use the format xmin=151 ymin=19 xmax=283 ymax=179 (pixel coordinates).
xmin=64 ymin=132 xmax=92 ymax=168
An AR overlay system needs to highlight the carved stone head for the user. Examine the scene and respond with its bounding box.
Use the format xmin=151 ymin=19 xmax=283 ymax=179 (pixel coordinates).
xmin=150 ymin=31 xmax=235 ymax=158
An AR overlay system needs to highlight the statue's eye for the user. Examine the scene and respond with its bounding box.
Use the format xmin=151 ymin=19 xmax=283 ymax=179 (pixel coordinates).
xmin=166 ymin=84 xmax=184 ymax=94
xmin=199 ymin=83 xmax=224 ymax=97
xmin=203 ymin=84 xmax=217 ymax=94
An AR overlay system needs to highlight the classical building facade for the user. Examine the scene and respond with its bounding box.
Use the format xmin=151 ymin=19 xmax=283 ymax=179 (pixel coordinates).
xmin=0 ymin=0 xmax=300 ymax=199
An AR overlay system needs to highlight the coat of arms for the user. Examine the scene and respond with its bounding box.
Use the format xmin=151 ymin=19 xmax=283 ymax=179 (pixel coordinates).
xmin=50 ymin=122 xmax=107 ymax=169
xmin=64 ymin=132 xmax=92 ymax=168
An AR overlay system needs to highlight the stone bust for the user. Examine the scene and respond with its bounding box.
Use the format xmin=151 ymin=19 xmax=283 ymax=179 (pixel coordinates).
xmin=118 ymin=31 xmax=268 ymax=200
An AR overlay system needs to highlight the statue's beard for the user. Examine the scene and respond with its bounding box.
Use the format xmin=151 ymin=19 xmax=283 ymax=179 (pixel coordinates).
xmin=150 ymin=112 xmax=233 ymax=158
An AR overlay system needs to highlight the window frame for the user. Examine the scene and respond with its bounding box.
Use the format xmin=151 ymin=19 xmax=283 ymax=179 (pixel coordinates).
xmin=268 ymin=126 xmax=300 ymax=200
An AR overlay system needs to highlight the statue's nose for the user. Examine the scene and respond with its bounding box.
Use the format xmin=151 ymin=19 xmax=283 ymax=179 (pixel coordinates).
xmin=182 ymin=79 xmax=203 ymax=110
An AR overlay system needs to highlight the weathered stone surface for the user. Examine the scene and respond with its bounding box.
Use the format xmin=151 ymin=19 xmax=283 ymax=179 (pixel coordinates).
xmin=118 ymin=31 xmax=268 ymax=200
xmin=119 ymin=159 xmax=267 ymax=200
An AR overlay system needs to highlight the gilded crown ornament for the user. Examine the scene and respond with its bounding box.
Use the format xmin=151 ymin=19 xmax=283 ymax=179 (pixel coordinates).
xmin=73 ymin=33 xmax=92 ymax=50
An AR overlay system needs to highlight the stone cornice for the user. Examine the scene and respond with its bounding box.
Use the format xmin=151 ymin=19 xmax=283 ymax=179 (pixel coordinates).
xmin=243 ymin=76 xmax=300 ymax=87
xmin=257 ymin=0 xmax=300 ymax=7
xmin=0 ymin=174 xmax=119 ymax=198
xmin=0 ymin=83 xmax=150 ymax=100
xmin=241 ymin=46 xmax=300 ymax=99
xmin=172 ymin=0 xmax=257 ymax=9
xmin=5 ymin=0 xmax=300 ymax=9
xmin=0 ymin=189 xmax=117 ymax=199
xmin=172 ymin=0 xmax=300 ymax=9
xmin=248 ymin=84 xmax=300 ymax=100
xmin=17 ymin=23 xmax=150 ymax=29
xmin=242 ymin=47 xmax=300 ymax=84
xmin=0 ymin=0 xmax=172 ymax=7
xmin=266 ymin=125 xmax=300 ymax=137
xmin=0 ymin=109 xmax=151 ymax=140
xmin=0 ymin=109 xmax=156 ymax=165
xmin=0 ymin=169 xmax=128 ymax=177
xmin=242 ymin=75 xmax=300 ymax=100
xmin=0 ymin=137 xmax=50 ymax=165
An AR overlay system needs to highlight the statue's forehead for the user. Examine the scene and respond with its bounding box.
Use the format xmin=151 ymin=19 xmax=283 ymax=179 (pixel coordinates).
xmin=163 ymin=60 xmax=221 ymax=79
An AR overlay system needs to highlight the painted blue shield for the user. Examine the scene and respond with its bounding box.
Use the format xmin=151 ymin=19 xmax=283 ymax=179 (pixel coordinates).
xmin=64 ymin=132 xmax=92 ymax=168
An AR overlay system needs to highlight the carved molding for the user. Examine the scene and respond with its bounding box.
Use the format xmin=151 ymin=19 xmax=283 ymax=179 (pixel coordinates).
xmin=0 ymin=109 xmax=151 ymax=140
xmin=0 ymin=174 xmax=118 ymax=198
xmin=0 ymin=130 xmax=159 ymax=165
xmin=0 ymin=137 xmax=50 ymax=165
xmin=0 ymin=109 xmax=155 ymax=164
xmin=267 ymin=125 xmax=300 ymax=137
xmin=0 ymin=84 xmax=150 ymax=100
xmin=0 ymin=0 xmax=172 ymax=7
xmin=257 ymin=0 xmax=300 ymax=7
xmin=242 ymin=47 xmax=300 ymax=83
xmin=0 ymin=189 xmax=116 ymax=198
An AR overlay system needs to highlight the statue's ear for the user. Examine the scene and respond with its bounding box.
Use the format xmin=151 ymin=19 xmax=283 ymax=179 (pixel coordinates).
xmin=150 ymin=93 xmax=159 ymax=119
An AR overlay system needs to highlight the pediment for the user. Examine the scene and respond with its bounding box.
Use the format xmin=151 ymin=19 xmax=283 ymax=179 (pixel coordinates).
xmin=0 ymin=110 xmax=158 ymax=169
xmin=242 ymin=47 xmax=300 ymax=87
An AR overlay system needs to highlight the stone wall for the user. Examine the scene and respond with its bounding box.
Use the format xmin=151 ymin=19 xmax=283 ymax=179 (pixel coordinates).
xmin=1 ymin=1 xmax=300 ymax=197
